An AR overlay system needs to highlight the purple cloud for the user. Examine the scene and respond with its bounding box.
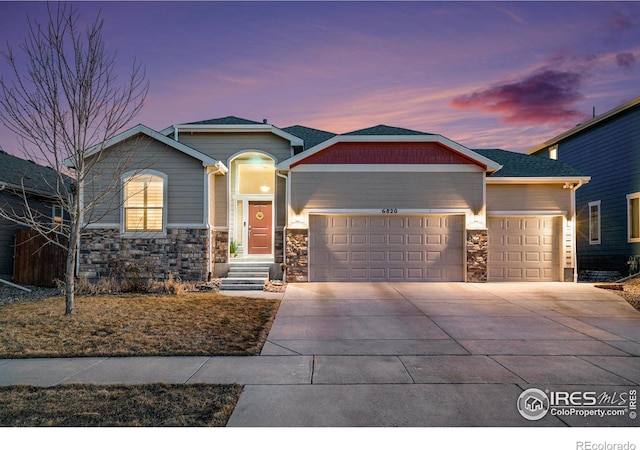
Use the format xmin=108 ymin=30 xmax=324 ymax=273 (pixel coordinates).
xmin=616 ymin=52 xmax=637 ymax=70
xmin=451 ymin=69 xmax=588 ymax=125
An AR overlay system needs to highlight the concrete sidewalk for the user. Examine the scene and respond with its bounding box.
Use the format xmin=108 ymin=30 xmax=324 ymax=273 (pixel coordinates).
xmin=1 ymin=282 xmax=639 ymax=426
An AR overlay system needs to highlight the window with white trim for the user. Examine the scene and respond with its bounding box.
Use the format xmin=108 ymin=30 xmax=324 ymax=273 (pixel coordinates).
xmin=588 ymin=200 xmax=601 ymax=245
xmin=123 ymin=171 xmax=166 ymax=232
xmin=628 ymin=193 xmax=640 ymax=242
xmin=549 ymin=145 xmax=558 ymax=160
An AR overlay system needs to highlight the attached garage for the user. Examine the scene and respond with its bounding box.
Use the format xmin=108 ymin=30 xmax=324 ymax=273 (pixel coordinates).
xmin=487 ymin=216 xmax=561 ymax=281
xmin=309 ymin=214 xmax=464 ymax=282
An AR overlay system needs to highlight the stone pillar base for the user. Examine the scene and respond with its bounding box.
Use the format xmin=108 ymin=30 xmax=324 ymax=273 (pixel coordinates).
xmin=285 ymin=229 xmax=308 ymax=282
xmin=467 ymin=229 xmax=488 ymax=282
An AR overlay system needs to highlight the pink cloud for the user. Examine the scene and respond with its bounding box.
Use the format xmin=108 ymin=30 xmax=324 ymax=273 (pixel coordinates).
xmin=451 ymin=69 xmax=590 ymax=125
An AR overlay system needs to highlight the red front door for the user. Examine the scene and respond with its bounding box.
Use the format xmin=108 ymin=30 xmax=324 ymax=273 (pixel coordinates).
xmin=248 ymin=201 xmax=272 ymax=254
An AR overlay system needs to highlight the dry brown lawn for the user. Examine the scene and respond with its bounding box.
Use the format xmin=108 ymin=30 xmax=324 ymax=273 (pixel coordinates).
xmin=0 ymin=292 xmax=279 ymax=426
xmin=0 ymin=383 xmax=242 ymax=426
xmin=0 ymin=292 xmax=280 ymax=357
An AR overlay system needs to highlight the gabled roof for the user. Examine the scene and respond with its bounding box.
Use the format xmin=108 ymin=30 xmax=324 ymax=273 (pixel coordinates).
xmin=526 ymin=95 xmax=640 ymax=154
xmin=184 ymin=116 xmax=265 ymax=126
xmin=474 ymin=149 xmax=590 ymax=181
xmin=161 ymin=116 xmax=304 ymax=147
xmin=282 ymin=125 xmax=337 ymax=150
xmin=0 ymin=150 xmax=61 ymax=198
xmin=277 ymin=126 xmax=502 ymax=171
xmin=69 ymin=124 xmax=224 ymax=170
xmin=343 ymin=124 xmax=434 ymax=136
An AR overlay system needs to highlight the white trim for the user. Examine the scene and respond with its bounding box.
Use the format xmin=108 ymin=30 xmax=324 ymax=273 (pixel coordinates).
xmin=84 ymin=223 xmax=120 ymax=229
xmin=588 ymin=200 xmax=602 ymax=245
xmin=307 ymin=208 xmax=470 ymax=216
xmin=486 ymin=177 xmax=591 ymax=185
xmin=290 ymin=164 xmax=484 ymax=173
xmin=167 ymin=223 xmax=207 ymax=229
xmin=67 ymin=124 xmax=226 ymax=170
xmin=121 ymin=231 xmax=167 ymax=239
xmin=162 ymin=123 xmax=304 ymax=147
xmin=121 ymin=169 xmax=168 ymax=234
xmin=487 ymin=211 xmax=566 ymax=216
xmin=627 ymin=192 xmax=640 ymax=243
xmin=277 ymin=134 xmax=502 ymax=171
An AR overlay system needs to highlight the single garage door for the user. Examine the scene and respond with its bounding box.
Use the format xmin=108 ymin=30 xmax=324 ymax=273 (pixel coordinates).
xmin=309 ymin=215 xmax=464 ymax=282
xmin=488 ymin=216 xmax=560 ymax=281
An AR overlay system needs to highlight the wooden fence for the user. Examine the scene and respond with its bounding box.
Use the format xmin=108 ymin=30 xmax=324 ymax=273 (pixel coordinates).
xmin=13 ymin=229 xmax=67 ymax=287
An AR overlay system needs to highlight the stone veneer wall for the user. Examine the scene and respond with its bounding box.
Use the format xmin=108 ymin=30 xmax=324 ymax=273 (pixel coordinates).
xmin=213 ymin=230 xmax=228 ymax=264
xmin=285 ymin=229 xmax=308 ymax=282
xmin=79 ymin=228 xmax=209 ymax=282
xmin=466 ymin=229 xmax=488 ymax=282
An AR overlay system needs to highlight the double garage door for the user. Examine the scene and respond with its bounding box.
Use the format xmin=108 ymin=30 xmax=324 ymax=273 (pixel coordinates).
xmin=308 ymin=214 xmax=561 ymax=282
xmin=309 ymin=214 xmax=464 ymax=282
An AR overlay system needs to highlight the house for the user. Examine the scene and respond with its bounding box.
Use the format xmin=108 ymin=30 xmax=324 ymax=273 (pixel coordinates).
xmin=78 ymin=116 xmax=589 ymax=284
xmin=0 ymin=150 xmax=62 ymax=280
xmin=528 ymin=96 xmax=640 ymax=276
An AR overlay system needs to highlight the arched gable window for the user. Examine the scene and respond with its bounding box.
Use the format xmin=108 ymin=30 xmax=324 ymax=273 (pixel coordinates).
xmin=122 ymin=171 xmax=166 ymax=233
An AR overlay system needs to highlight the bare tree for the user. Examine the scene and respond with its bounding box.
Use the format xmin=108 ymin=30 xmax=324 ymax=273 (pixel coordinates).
xmin=0 ymin=3 xmax=148 ymax=314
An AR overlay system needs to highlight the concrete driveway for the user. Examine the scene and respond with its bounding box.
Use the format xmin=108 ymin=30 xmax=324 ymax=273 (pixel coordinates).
xmin=1 ymin=282 xmax=638 ymax=426
xmin=229 ymin=282 xmax=640 ymax=426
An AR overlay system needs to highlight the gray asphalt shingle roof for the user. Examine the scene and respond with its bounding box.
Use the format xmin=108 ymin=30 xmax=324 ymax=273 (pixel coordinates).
xmin=0 ymin=150 xmax=60 ymax=197
xmin=282 ymin=125 xmax=337 ymax=150
xmin=343 ymin=124 xmax=434 ymax=136
xmin=184 ymin=116 xmax=265 ymax=126
xmin=474 ymin=148 xmax=587 ymax=178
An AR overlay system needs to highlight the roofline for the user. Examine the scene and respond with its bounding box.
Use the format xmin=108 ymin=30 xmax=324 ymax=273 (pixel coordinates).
xmin=277 ymin=134 xmax=502 ymax=171
xmin=486 ymin=176 xmax=591 ymax=185
xmin=526 ymin=95 xmax=640 ymax=154
xmin=0 ymin=181 xmax=59 ymax=199
xmin=160 ymin=123 xmax=304 ymax=147
xmin=65 ymin=124 xmax=224 ymax=169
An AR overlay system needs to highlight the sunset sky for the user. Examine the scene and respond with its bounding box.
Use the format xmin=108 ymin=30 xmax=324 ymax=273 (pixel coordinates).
xmin=0 ymin=1 xmax=639 ymax=156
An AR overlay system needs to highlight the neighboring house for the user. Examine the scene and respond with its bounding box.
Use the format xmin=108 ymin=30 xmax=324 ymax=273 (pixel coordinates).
xmin=0 ymin=150 xmax=62 ymax=279
xmin=79 ymin=116 xmax=590 ymax=283
xmin=528 ymin=96 xmax=640 ymax=276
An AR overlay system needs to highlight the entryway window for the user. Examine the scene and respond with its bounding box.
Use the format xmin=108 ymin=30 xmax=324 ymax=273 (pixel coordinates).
xmin=122 ymin=171 xmax=166 ymax=233
xmin=628 ymin=193 xmax=640 ymax=242
xmin=588 ymin=201 xmax=601 ymax=245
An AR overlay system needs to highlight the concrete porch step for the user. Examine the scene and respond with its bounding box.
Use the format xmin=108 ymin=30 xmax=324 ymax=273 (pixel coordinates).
xmin=220 ymin=264 xmax=272 ymax=291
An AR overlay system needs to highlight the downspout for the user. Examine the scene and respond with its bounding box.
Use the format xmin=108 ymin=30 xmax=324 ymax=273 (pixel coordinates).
xmin=570 ymin=179 xmax=585 ymax=283
xmin=207 ymin=162 xmax=227 ymax=278
xmin=276 ymin=170 xmax=289 ymax=273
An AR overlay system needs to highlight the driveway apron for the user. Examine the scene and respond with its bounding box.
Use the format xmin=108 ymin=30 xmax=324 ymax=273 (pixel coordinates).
xmin=229 ymin=282 xmax=640 ymax=427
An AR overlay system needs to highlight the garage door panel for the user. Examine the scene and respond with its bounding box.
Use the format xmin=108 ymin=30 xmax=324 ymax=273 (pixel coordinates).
xmin=488 ymin=216 xmax=559 ymax=281
xmin=309 ymin=215 xmax=463 ymax=282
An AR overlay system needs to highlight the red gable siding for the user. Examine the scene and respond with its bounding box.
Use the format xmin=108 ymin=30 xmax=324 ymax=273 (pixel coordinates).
xmin=291 ymin=142 xmax=484 ymax=168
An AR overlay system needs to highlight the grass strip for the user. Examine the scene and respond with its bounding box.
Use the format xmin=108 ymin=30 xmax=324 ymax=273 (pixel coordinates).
xmin=0 ymin=383 xmax=242 ymax=426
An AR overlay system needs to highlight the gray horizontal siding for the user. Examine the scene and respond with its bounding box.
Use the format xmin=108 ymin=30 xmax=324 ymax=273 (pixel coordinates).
xmin=85 ymin=135 xmax=205 ymax=226
xmin=178 ymin=132 xmax=292 ymax=163
xmin=291 ymin=172 xmax=483 ymax=212
xmin=486 ymin=184 xmax=571 ymax=212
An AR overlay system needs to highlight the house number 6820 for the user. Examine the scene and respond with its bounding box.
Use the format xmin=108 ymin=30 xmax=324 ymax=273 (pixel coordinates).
xmin=381 ymin=208 xmax=398 ymax=214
